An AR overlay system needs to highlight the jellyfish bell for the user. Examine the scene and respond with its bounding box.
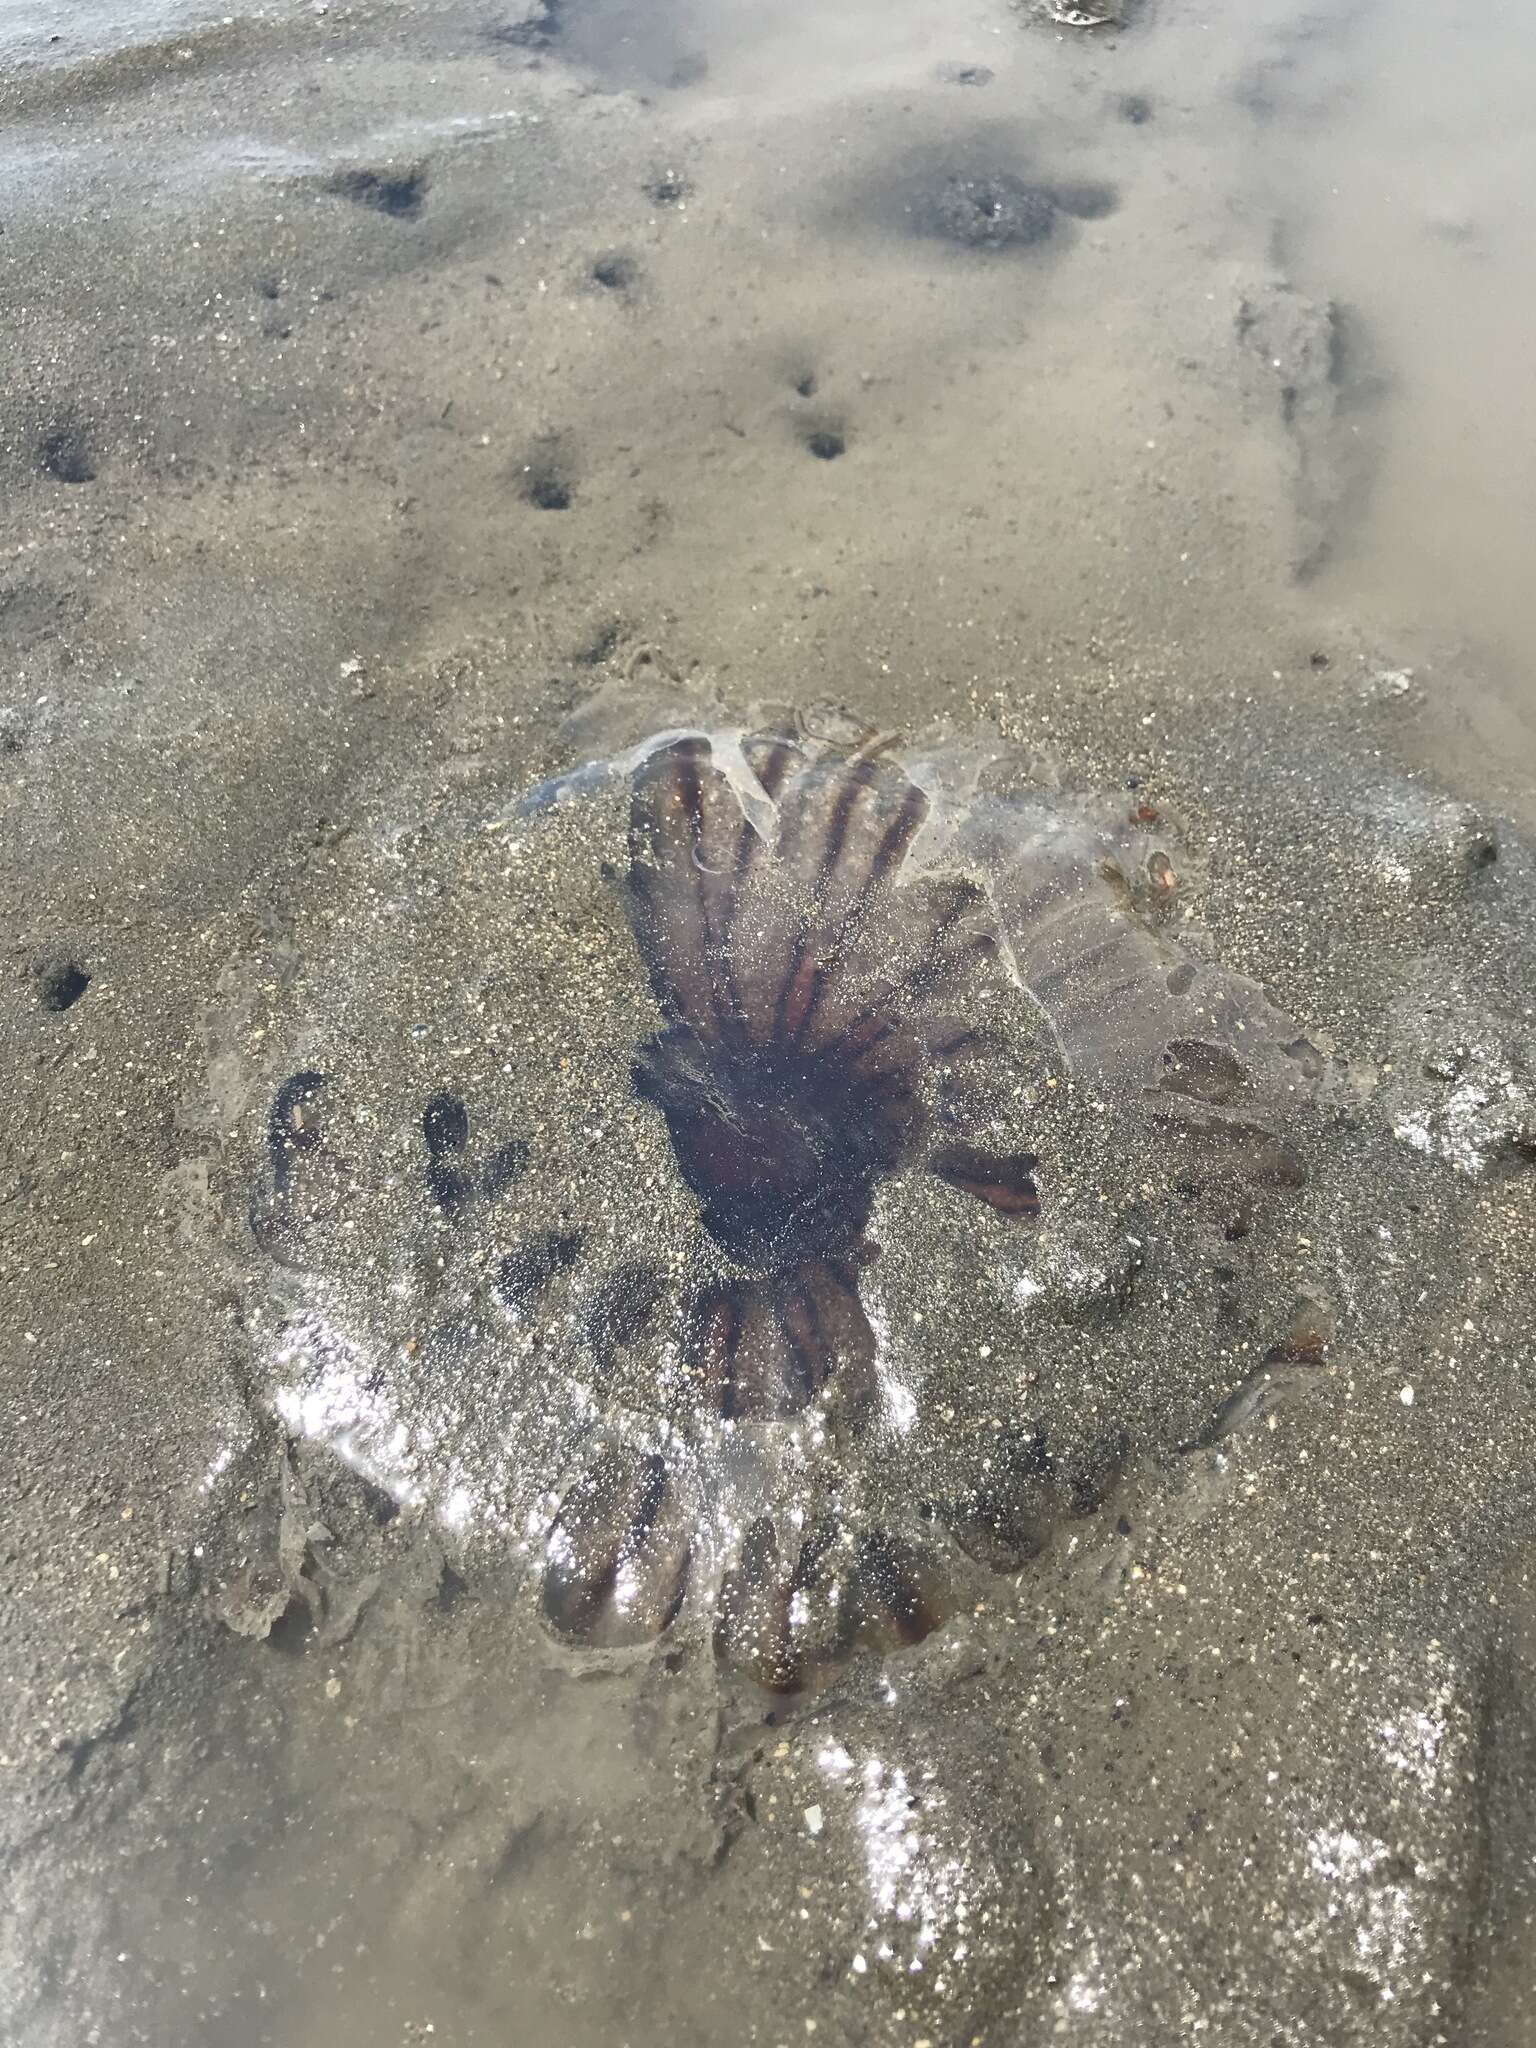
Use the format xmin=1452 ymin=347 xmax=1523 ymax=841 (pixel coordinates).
xmin=242 ymin=719 xmax=1321 ymax=1694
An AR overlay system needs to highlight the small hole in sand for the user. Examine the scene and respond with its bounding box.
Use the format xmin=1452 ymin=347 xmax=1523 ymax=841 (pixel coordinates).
xmin=644 ymin=172 xmax=690 ymax=206
xmin=40 ymin=428 xmax=96 ymax=485
xmin=40 ymin=961 xmax=91 ymax=1012
xmin=325 ymin=166 xmax=428 ymax=220
xmin=522 ymin=467 xmax=572 ymax=511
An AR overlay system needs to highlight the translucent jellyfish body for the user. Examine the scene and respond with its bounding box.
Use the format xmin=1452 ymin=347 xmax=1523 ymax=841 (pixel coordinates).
xmin=245 ymin=726 xmax=1319 ymax=1690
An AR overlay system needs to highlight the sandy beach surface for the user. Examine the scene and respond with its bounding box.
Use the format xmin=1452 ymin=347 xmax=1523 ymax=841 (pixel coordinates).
xmin=3 ymin=2 xmax=1536 ymax=2043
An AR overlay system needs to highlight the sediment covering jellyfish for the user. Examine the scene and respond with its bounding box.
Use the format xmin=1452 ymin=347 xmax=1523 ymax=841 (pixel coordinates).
xmin=246 ymin=724 xmax=1316 ymax=1690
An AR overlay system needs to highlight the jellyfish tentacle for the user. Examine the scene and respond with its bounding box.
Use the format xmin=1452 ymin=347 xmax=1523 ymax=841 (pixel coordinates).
xmin=717 ymin=1281 xmax=785 ymax=1419
xmin=724 ymin=753 xmax=834 ymax=1039
xmin=646 ymin=732 xmax=798 ymax=1044
xmin=774 ymin=1278 xmax=830 ymax=1411
xmin=711 ymin=733 xmax=806 ymax=1029
xmin=697 ymin=1279 xmax=787 ymax=1420
xmin=689 ymin=1279 xmax=743 ymax=1416
xmin=670 ymin=743 xmax=738 ymax=1032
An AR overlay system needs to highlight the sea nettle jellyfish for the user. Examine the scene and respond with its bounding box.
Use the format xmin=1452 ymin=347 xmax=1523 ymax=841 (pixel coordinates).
xmin=248 ymin=724 xmax=1316 ymax=1690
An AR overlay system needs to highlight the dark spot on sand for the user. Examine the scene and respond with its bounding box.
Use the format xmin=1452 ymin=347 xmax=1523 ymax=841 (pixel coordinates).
xmin=1049 ymin=181 xmax=1120 ymax=222
xmin=265 ymin=1594 xmax=316 ymax=1654
xmin=423 ymin=1089 xmax=473 ymax=1216
xmin=423 ymin=1091 xmax=469 ymax=1156
xmin=39 ymin=960 xmax=90 ymax=1012
xmin=805 ymin=428 xmax=846 ymax=461
xmin=917 ymin=173 xmax=1058 ymax=250
xmin=422 ymin=1090 xmax=529 ymax=1216
xmin=644 ymin=171 xmax=691 ymax=206
xmin=497 ymin=1229 xmax=584 ymax=1316
xmin=587 ymin=1260 xmax=665 ymax=1370
xmin=40 ymin=427 xmax=96 ymax=485
xmin=518 ymin=436 xmax=576 ymax=511
xmin=940 ymin=62 xmax=993 ymax=87
xmin=591 ymin=253 xmax=637 ymax=291
xmin=1118 ymin=93 xmax=1154 ymax=124
xmin=324 ymin=165 xmax=428 ymax=220
xmin=521 ymin=464 xmax=572 ymax=511
xmin=1468 ymin=833 xmax=1499 ymax=870
xmin=267 ymin=1071 xmax=325 ymax=1195
xmin=483 ymin=1138 xmax=531 ymax=1198
xmin=793 ymin=372 xmax=818 ymax=399
xmin=944 ymin=1423 xmax=1122 ymax=1573
xmin=574 ymin=617 xmax=625 ymax=667
xmin=436 ymin=1561 xmax=469 ymax=1613
xmin=1284 ymin=1038 xmax=1326 ymax=1083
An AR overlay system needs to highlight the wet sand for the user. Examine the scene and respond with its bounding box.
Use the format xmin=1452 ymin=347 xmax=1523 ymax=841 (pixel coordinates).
xmin=3 ymin=2 xmax=1536 ymax=2043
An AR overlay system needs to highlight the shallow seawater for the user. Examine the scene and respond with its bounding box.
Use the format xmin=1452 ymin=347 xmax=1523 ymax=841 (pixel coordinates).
xmin=3 ymin=3 xmax=1536 ymax=2047
xmin=1230 ymin=0 xmax=1536 ymax=791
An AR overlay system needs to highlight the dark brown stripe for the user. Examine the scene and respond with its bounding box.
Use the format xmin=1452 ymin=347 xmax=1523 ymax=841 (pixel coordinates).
xmin=772 ymin=760 xmax=875 ymax=1041
xmin=718 ymin=740 xmax=795 ymax=1024
xmin=930 ymin=1145 xmax=1040 ymax=1217
xmin=749 ymin=737 xmax=797 ymax=801
xmin=845 ymin=1020 xmax=896 ymax=1072
xmin=632 ymin=1453 xmax=667 ymax=1539
xmin=926 ymin=1027 xmax=979 ymax=1064
xmin=794 ymin=777 xmax=929 ymax=1046
xmin=825 ymin=894 xmax=977 ymax=1058
xmin=776 ymin=1279 xmax=826 ymax=1411
xmin=669 ymin=744 xmax=734 ymax=1034
xmin=693 ymin=1286 xmax=743 ymax=1418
